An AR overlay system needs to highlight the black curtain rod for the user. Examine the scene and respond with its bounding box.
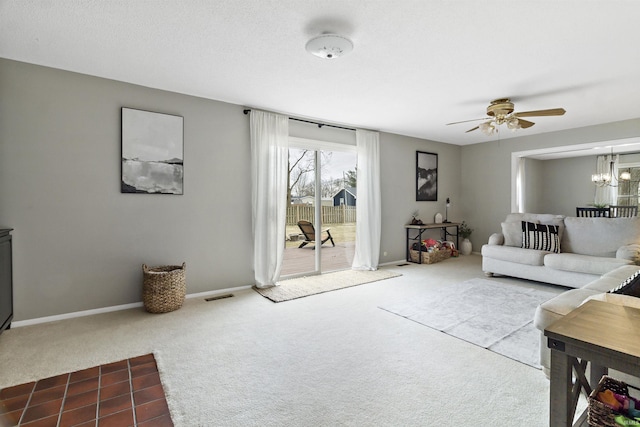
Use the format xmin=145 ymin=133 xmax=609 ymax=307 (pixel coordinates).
xmin=243 ymin=109 xmax=355 ymax=132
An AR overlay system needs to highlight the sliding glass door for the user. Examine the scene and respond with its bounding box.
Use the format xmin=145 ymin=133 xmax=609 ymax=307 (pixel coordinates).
xmin=280 ymin=142 xmax=357 ymax=278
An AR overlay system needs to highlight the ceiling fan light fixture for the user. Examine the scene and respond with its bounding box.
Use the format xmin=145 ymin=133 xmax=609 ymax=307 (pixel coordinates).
xmin=305 ymin=34 xmax=353 ymax=59
xmin=449 ymin=98 xmax=566 ymax=136
xmin=506 ymin=117 xmax=521 ymax=131
xmin=479 ymin=121 xmax=496 ymax=136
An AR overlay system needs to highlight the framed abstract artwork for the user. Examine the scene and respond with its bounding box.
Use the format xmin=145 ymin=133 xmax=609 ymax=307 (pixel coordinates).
xmin=416 ymin=151 xmax=437 ymax=201
xmin=121 ymin=107 xmax=184 ymax=194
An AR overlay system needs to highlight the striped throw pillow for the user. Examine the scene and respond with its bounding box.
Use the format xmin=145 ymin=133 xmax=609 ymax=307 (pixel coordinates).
xmin=609 ymin=269 xmax=640 ymax=297
xmin=521 ymin=221 xmax=560 ymax=253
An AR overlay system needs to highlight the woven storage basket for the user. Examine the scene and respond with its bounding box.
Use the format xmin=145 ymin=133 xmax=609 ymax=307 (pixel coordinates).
xmin=588 ymin=375 xmax=639 ymax=427
xmin=409 ymin=249 xmax=451 ymax=264
xmin=142 ymin=262 xmax=186 ymax=313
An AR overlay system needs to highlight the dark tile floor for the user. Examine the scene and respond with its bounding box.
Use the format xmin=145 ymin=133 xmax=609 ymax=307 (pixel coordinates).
xmin=0 ymin=353 xmax=173 ymax=426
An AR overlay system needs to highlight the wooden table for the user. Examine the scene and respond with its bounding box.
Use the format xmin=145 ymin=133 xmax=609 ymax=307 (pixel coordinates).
xmin=405 ymin=222 xmax=460 ymax=263
xmin=544 ymin=300 xmax=640 ymax=426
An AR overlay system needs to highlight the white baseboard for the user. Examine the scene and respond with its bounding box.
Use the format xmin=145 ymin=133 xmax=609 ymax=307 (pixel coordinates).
xmin=11 ymin=302 xmax=144 ymax=328
xmin=11 ymin=284 xmax=254 ymax=328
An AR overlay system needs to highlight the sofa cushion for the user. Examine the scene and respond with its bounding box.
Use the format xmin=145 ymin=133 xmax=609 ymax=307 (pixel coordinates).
xmin=533 ymin=288 xmax=602 ymax=330
xmin=609 ymin=269 xmax=640 ymax=297
xmin=563 ymin=216 xmax=640 ymax=257
xmin=481 ymin=244 xmax=548 ymax=266
xmin=522 ymin=221 xmax=561 ymax=253
xmin=505 ymin=213 xmax=565 ymax=225
xmin=504 ymin=214 xmax=565 ymax=245
xmin=581 ymin=265 xmax=640 ymax=292
xmin=544 ymin=253 xmax=632 ymax=276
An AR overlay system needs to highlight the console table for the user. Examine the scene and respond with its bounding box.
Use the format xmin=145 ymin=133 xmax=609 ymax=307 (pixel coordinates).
xmin=405 ymin=222 xmax=460 ymax=264
xmin=544 ymin=300 xmax=640 ymax=427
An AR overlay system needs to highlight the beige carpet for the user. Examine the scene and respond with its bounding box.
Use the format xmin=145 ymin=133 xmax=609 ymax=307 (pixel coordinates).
xmin=0 ymin=256 xmax=577 ymax=426
xmin=253 ymin=269 xmax=402 ymax=302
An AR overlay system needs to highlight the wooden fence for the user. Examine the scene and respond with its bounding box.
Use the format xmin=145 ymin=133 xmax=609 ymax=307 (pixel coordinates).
xmin=287 ymin=205 xmax=356 ymax=225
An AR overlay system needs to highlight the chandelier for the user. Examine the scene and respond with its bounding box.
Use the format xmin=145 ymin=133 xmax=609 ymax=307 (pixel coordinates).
xmin=591 ymin=149 xmax=630 ymax=187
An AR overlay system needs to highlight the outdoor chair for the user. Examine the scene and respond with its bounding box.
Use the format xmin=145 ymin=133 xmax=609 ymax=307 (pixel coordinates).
xmin=297 ymin=220 xmax=335 ymax=249
xmin=609 ymin=205 xmax=638 ymax=217
xmin=576 ymin=207 xmax=609 ymax=217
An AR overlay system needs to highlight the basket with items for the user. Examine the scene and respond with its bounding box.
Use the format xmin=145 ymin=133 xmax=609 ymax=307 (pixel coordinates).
xmin=588 ymin=375 xmax=640 ymax=427
xmin=409 ymin=238 xmax=458 ymax=264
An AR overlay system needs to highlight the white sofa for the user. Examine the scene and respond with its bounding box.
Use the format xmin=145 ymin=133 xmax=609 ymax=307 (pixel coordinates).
xmin=533 ymin=264 xmax=640 ymax=379
xmin=481 ymin=213 xmax=640 ymax=288
xmin=481 ymin=213 xmax=640 ymax=380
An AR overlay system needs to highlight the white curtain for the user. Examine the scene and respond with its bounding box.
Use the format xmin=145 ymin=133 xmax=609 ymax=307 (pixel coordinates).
xmin=250 ymin=110 xmax=289 ymax=288
xmin=352 ymin=129 xmax=381 ymax=270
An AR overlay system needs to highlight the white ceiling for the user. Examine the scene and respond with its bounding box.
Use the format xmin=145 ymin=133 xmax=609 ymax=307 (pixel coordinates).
xmin=2 ymin=0 xmax=640 ymax=146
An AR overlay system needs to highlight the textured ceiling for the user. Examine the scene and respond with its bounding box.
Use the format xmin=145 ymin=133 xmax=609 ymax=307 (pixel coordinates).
xmin=2 ymin=0 xmax=640 ymax=145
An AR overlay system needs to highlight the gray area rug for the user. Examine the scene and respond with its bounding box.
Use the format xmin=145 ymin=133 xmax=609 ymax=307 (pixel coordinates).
xmin=379 ymin=278 xmax=559 ymax=368
xmin=255 ymin=269 xmax=402 ymax=302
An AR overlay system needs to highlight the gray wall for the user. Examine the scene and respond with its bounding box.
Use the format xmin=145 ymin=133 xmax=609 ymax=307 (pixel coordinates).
xmin=461 ymin=119 xmax=640 ymax=250
xmin=523 ymin=156 xmax=596 ymax=216
xmin=538 ymin=156 xmax=596 ymax=216
xmin=379 ymin=133 xmax=461 ymax=262
xmin=0 ymin=59 xmax=254 ymax=320
xmin=621 ymin=153 xmax=640 ymax=164
xmin=0 ymin=58 xmax=461 ymax=320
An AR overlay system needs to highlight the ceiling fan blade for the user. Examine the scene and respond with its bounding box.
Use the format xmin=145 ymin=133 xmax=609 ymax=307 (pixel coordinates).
xmin=446 ymin=118 xmax=488 ymax=125
xmin=518 ymin=119 xmax=535 ymax=128
xmin=515 ymin=108 xmax=566 ymax=118
xmin=465 ymin=126 xmax=479 ymax=133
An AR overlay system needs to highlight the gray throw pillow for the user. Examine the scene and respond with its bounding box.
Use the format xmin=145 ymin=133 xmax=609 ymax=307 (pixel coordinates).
xmin=502 ymin=221 xmax=529 ymax=247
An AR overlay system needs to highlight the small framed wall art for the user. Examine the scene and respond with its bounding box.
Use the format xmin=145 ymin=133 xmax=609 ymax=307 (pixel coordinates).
xmin=416 ymin=151 xmax=437 ymax=201
xmin=121 ymin=107 xmax=184 ymax=194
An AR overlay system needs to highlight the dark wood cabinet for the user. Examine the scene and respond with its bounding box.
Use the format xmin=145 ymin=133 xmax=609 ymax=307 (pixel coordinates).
xmin=0 ymin=229 xmax=13 ymax=334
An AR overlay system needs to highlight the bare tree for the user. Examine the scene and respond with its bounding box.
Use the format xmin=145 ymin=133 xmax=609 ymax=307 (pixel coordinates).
xmin=287 ymin=149 xmax=332 ymax=204
xmin=288 ymin=149 xmax=312 ymax=205
xmin=321 ymin=177 xmax=342 ymax=199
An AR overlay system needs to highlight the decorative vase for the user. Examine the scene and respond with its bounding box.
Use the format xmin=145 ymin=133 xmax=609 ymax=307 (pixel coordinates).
xmin=460 ymin=238 xmax=472 ymax=255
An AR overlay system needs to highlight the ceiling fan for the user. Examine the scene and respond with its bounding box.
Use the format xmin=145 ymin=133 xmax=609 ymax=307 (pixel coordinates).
xmin=446 ymin=98 xmax=566 ymax=135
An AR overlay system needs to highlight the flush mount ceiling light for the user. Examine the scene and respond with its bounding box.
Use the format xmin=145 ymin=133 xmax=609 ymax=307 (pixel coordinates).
xmin=305 ymin=34 xmax=353 ymax=59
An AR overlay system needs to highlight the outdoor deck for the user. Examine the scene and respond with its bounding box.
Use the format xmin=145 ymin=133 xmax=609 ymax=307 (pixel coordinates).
xmin=280 ymin=241 xmax=355 ymax=277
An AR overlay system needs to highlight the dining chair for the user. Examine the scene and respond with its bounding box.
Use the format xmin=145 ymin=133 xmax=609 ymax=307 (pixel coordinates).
xmin=609 ymin=205 xmax=638 ymax=217
xmin=576 ymin=207 xmax=609 ymax=217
